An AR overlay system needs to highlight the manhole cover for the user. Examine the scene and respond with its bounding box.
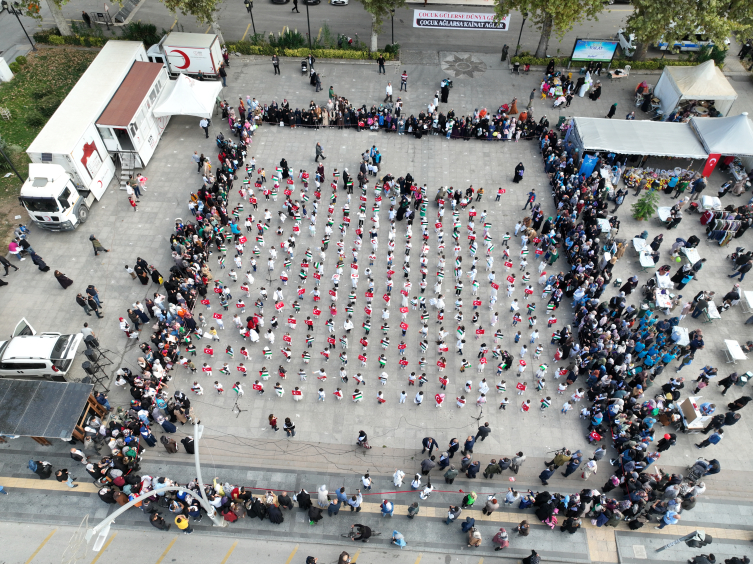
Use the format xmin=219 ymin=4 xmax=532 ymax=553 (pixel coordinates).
xmin=633 ymin=545 xmax=647 ymax=559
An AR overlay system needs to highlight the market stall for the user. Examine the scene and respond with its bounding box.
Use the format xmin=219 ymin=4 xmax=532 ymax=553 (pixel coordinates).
xmin=677 ymin=396 xmax=712 ymax=433
xmin=654 ymin=61 xmax=738 ymax=118
xmin=691 ymin=113 xmax=753 ymax=187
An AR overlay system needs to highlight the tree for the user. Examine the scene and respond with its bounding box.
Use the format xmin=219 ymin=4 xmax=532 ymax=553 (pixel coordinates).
xmin=353 ymin=0 xmax=406 ymax=52
xmin=631 ymin=188 xmax=660 ymax=221
xmin=160 ymin=0 xmax=225 ymax=45
xmin=16 ymin=0 xmax=71 ymax=35
xmin=626 ymin=0 xmax=753 ymax=61
xmin=493 ymin=0 xmax=605 ymax=58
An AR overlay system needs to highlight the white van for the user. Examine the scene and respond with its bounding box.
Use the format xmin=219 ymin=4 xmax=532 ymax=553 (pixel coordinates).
xmin=0 ymin=319 xmax=83 ymax=381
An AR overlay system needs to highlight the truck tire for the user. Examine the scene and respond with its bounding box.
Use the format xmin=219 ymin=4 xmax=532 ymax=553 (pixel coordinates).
xmin=77 ymin=205 xmax=89 ymax=224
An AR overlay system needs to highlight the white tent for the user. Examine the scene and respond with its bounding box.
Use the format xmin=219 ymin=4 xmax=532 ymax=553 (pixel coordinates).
xmin=654 ymin=60 xmax=737 ymax=117
xmin=153 ymin=74 xmax=222 ymax=119
xmin=571 ymin=117 xmax=708 ymax=159
xmin=690 ymin=113 xmax=753 ymax=157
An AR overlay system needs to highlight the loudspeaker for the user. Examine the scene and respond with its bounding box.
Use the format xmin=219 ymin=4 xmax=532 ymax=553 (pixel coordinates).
xmin=84 ymin=335 xmax=100 ymax=349
xmin=82 ymin=361 xmax=97 ymax=376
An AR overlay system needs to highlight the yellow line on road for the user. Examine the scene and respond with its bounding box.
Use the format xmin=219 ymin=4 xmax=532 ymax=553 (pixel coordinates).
xmin=351 ymin=551 xmax=360 ymax=562
xmin=155 ymin=537 xmax=177 ymax=564
xmin=220 ymin=540 xmax=238 ymax=564
xmin=25 ymin=529 xmax=57 ymax=564
xmin=241 ymin=23 xmax=252 ymax=42
xmin=413 ymin=553 xmax=423 ymax=564
xmin=170 ymin=18 xmax=178 ymax=30
xmin=90 ymin=533 xmax=117 ymax=564
xmin=478 ymin=559 xmax=484 ymax=564
xmin=284 ymin=544 xmax=299 ymax=564
xmin=205 ymin=26 xmax=212 ymax=34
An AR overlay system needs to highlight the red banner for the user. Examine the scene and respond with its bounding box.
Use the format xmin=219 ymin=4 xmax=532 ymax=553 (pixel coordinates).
xmin=702 ymin=153 xmax=721 ymax=177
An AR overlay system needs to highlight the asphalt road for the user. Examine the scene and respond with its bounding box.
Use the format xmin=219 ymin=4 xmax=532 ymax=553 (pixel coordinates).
xmin=3 ymin=0 xmax=636 ymax=57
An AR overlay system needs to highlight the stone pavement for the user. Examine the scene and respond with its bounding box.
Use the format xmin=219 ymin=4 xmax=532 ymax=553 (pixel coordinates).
xmin=1 ymin=52 xmax=753 ymax=560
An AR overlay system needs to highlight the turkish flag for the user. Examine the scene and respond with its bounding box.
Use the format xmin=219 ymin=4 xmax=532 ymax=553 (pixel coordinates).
xmin=214 ymin=288 xmax=222 ymax=293
xmin=237 ymin=366 xmax=247 ymax=372
xmin=201 ymin=299 xmax=210 ymax=305
xmin=437 ymin=360 xmax=446 ymax=368
xmin=313 ymin=307 xmax=321 ymax=316
xmin=383 ymin=294 xmax=391 ymax=302
xmin=519 ymin=359 xmax=526 ymax=366
xmin=239 ymin=236 xmax=247 ymax=244
xmin=516 ymin=382 xmax=526 ymax=390
xmin=202 ymin=366 xmax=212 ymax=372
xmin=364 ymin=306 xmax=372 ymax=315
xmin=283 ymin=334 xmax=292 ymax=343
xmin=475 ymin=328 xmax=485 ymax=335
xmin=399 ymin=359 xmax=408 ymax=366
xmin=400 ymin=322 xmax=408 ymax=330
xmin=504 ymin=262 xmax=513 ymax=268
xmin=473 ymin=300 xmax=482 ymax=306
xmin=358 ymin=354 xmax=367 ymax=362
xmin=480 ymin=357 xmax=487 ymax=364
xmin=400 ymin=307 xmax=409 ymax=313
xmin=703 ymin=153 xmax=721 ymax=177
xmin=329 ymin=289 xmax=337 ymax=297
xmin=292 ymin=389 xmax=302 ymax=396
xmin=213 ymin=313 xmax=222 ymax=319
xmin=204 ymin=348 xmax=213 ymax=355
xmin=491 ymin=282 xmax=499 ymax=290
xmin=506 ymin=276 xmax=515 ymax=283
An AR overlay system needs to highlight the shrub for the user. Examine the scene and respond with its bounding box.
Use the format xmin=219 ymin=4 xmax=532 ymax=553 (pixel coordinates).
xmin=632 ymin=189 xmax=661 ymax=220
xmin=33 ymin=28 xmax=61 ymax=43
xmin=31 ymin=85 xmax=54 ymax=98
xmin=121 ymin=21 xmax=164 ymax=47
xmin=15 ymin=56 xmax=28 ymax=66
xmin=26 ymin=111 xmax=47 ymax=128
xmin=38 ymin=95 xmax=62 ymax=117
xmin=8 ymin=62 xmax=20 ymax=74
xmin=225 ymin=42 xmax=392 ymax=61
xmin=269 ymin=30 xmax=307 ymax=50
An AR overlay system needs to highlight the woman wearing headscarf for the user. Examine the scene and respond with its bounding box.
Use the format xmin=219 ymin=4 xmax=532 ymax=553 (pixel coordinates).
xmin=317 ymin=485 xmax=329 ymax=507
xmin=513 ymin=163 xmax=525 ymax=183
xmin=492 ymin=527 xmax=509 ymax=551
xmin=606 ymin=103 xmax=617 ymax=119
xmin=54 ymin=270 xmax=73 ymax=289
xmin=134 ymin=263 xmax=149 ymax=285
xmin=589 ymin=81 xmax=602 ymax=101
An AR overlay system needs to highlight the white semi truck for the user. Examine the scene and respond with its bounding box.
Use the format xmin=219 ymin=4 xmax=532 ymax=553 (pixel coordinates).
xmin=21 ymin=41 xmax=148 ymax=231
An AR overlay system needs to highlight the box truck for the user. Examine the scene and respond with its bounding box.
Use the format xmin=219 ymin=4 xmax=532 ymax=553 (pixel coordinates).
xmin=147 ymin=32 xmax=223 ymax=78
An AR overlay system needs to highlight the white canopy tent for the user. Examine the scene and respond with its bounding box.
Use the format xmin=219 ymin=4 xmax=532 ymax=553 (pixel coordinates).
xmin=570 ymin=117 xmax=708 ymax=159
xmin=654 ymin=61 xmax=737 ymax=117
xmin=153 ymin=74 xmax=222 ymax=119
xmin=690 ymin=113 xmax=753 ymax=157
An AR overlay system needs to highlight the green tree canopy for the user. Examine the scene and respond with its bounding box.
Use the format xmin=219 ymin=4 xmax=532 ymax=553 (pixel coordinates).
xmin=494 ymin=0 xmax=606 ymax=58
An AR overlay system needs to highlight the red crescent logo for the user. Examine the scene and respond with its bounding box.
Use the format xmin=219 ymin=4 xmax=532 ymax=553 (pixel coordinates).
xmin=97 ymin=180 xmax=103 ymax=188
xmin=708 ymin=158 xmax=718 ymax=166
xmin=169 ymin=49 xmax=190 ymax=69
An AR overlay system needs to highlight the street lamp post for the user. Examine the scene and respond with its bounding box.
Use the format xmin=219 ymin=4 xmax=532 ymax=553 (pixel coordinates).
xmin=244 ymin=0 xmax=256 ymax=36
xmin=513 ymin=11 xmax=527 ymax=58
xmin=390 ymin=9 xmax=394 ymax=47
xmin=1 ymin=1 xmax=36 ymax=51
xmin=305 ymin=1 xmax=312 ymax=50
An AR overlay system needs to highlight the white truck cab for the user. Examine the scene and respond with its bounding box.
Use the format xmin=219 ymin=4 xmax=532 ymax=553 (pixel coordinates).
xmin=0 ymin=319 xmax=83 ymax=381
xmin=19 ymin=164 xmax=95 ymax=231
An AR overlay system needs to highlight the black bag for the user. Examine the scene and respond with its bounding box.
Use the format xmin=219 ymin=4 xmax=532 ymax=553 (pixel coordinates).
xmin=628 ymin=520 xmax=644 ymax=530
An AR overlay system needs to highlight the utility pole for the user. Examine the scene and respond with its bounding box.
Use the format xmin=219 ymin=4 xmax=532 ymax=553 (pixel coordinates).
xmin=390 ymin=9 xmax=394 ymax=47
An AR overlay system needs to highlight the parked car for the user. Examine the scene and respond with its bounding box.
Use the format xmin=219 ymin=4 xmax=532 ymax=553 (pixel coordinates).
xmin=0 ymin=319 xmax=83 ymax=381
xmin=331 ymin=0 xmax=349 ymax=5
xmin=655 ymin=33 xmax=729 ymax=52
xmin=270 ymin=0 xmax=289 ymax=4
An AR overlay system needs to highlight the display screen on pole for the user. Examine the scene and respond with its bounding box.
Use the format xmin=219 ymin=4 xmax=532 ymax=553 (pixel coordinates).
xmin=413 ymin=10 xmax=510 ymax=31
xmin=571 ymin=39 xmax=619 ymax=62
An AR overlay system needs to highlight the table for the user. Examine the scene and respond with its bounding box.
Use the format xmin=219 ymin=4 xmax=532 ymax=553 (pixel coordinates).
xmin=681 ymin=247 xmax=701 ymax=264
xmin=597 ymin=219 xmax=610 ymax=233
xmin=722 ymin=339 xmax=748 ymax=364
xmin=703 ymin=301 xmax=721 ymax=323
xmin=632 ymin=237 xmax=648 ymax=256
xmin=655 ymin=291 xmax=671 ymax=310
xmin=639 ymin=252 xmax=656 ymax=271
xmin=657 ymin=207 xmax=672 ymax=222
xmin=655 ymin=272 xmax=673 ymax=289
xmin=742 ymin=291 xmax=753 ymax=314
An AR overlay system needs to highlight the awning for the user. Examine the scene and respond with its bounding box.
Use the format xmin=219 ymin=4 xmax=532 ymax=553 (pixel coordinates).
xmin=0 ymin=380 xmax=93 ymax=439
xmin=571 ymin=117 xmax=708 ymax=159
xmin=654 ymin=61 xmax=737 ymax=117
xmin=153 ymin=74 xmax=222 ymax=119
xmin=691 ymin=113 xmax=753 ymax=157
